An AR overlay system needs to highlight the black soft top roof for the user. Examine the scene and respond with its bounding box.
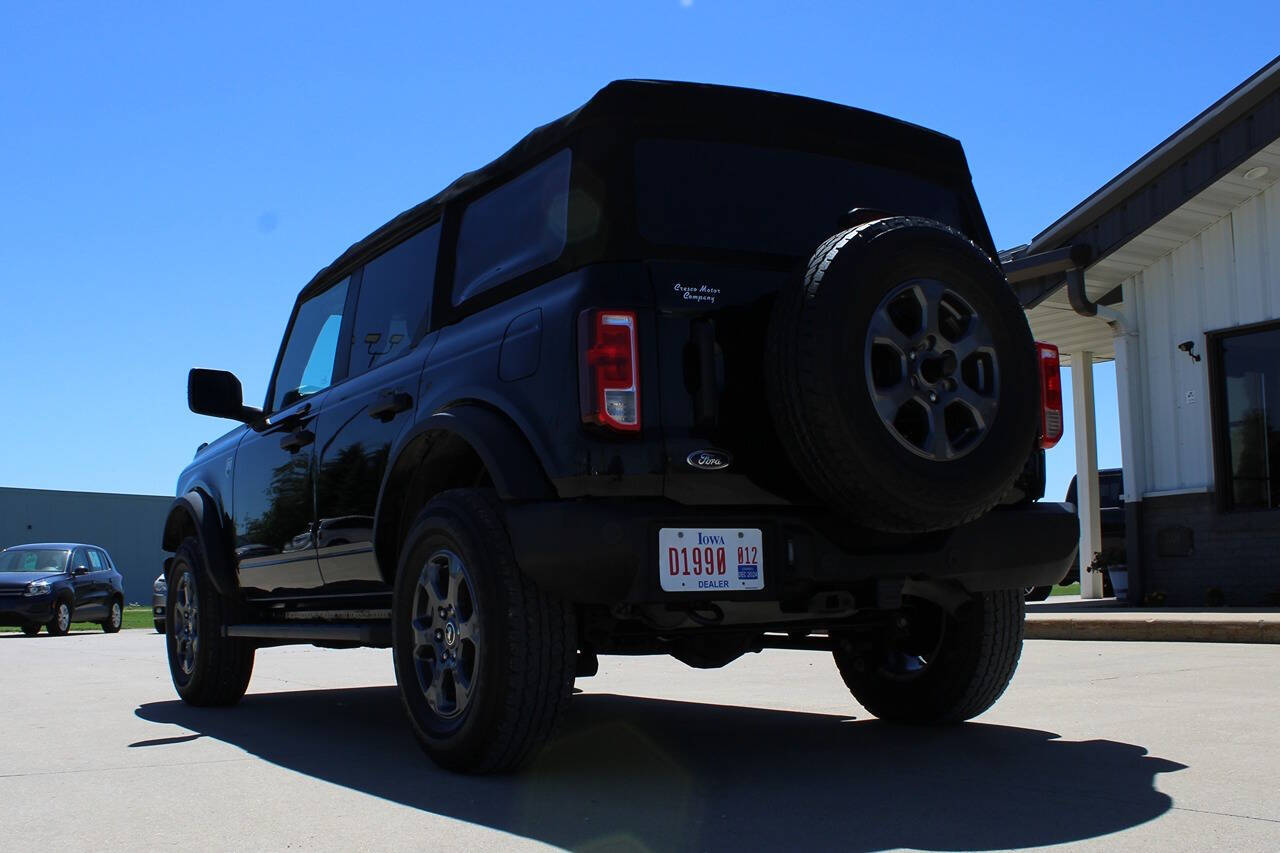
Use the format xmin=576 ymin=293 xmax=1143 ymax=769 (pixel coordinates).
xmin=304 ymin=80 xmax=973 ymax=294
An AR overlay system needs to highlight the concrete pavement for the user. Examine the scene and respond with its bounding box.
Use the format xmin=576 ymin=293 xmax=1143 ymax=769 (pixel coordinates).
xmin=1 ymin=630 xmax=1278 ymax=851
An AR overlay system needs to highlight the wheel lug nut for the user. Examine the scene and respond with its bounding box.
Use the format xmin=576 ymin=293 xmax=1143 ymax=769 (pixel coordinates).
xmin=928 ymin=391 xmax=939 ymax=403
xmin=908 ymin=351 xmax=916 ymax=361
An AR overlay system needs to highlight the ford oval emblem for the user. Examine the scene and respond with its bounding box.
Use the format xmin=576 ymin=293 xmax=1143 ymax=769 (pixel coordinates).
xmin=686 ymin=449 xmax=732 ymax=470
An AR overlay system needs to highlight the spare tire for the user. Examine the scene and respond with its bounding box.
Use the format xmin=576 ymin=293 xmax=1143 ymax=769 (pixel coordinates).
xmin=766 ymin=216 xmax=1038 ymax=533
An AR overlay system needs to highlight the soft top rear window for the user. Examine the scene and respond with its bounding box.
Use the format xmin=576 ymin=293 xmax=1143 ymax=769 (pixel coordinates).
xmin=635 ymin=138 xmax=965 ymax=257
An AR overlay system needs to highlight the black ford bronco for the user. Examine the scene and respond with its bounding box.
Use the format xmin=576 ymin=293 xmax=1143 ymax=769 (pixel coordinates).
xmin=162 ymin=81 xmax=1077 ymax=773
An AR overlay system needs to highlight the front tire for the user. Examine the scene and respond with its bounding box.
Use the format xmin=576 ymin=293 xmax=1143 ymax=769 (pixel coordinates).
xmin=102 ymin=598 xmax=123 ymax=633
xmin=21 ymin=623 xmax=40 ymax=637
xmin=166 ymin=537 xmax=255 ymax=706
xmin=46 ymin=600 xmax=72 ymax=636
xmin=833 ymin=588 xmax=1024 ymax=724
xmin=392 ymin=489 xmax=576 ymax=774
xmin=154 ymin=620 xmax=165 ymax=634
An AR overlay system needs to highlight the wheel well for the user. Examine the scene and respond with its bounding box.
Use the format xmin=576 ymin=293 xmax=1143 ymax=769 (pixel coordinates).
xmin=375 ymin=431 xmax=494 ymax=586
xmin=162 ymin=505 xmax=198 ymax=554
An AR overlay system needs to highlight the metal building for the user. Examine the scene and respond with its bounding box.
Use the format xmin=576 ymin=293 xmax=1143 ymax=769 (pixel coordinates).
xmin=1011 ymin=55 xmax=1280 ymax=605
xmin=0 ymin=486 xmax=170 ymax=604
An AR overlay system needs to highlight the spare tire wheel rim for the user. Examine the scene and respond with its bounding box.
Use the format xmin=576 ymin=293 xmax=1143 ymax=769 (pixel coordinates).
xmin=865 ymin=278 xmax=1000 ymax=461
xmin=411 ymin=549 xmax=481 ymax=720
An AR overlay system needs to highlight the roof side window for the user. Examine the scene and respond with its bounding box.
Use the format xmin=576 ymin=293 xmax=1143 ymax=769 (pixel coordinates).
xmin=272 ymin=277 xmax=350 ymax=411
xmin=452 ymin=149 xmax=571 ymax=305
xmin=347 ymin=223 xmax=441 ymax=378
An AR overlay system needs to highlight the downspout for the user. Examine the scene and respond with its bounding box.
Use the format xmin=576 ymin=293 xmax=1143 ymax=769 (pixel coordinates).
xmin=1066 ymin=266 xmax=1145 ymax=603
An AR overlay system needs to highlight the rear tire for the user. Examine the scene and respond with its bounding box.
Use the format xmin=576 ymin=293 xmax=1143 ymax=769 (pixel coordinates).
xmin=166 ymin=537 xmax=255 ymax=706
xmin=833 ymin=588 xmax=1024 ymax=724
xmin=392 ymin=489 xmax=576 ymax=774
xmin=21 ymin=623 xmax=40 ymax=637
xmin=46 ymin=600 xmax=72 ymax=636
xmin=1024 ymin=585 xmax=1052 ymax=602
xmin=102 ymin=598 xmax=123 ymax=633
xmin=154 ymin=620 xmax=165 ymax=634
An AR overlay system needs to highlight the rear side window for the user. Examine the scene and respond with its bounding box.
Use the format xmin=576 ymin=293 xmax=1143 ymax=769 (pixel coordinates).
xmin=86 ymin=550 xmax=103 ymax=569
xmin=635 ymin=139 xmax=965 ymax=257
xmin=452 ymin=149 xmax=572 ymax=305
xmin=347 ymin=223 xmax=441 ymax=378
xmin=272 ymin=277 xmax=350 ymax=411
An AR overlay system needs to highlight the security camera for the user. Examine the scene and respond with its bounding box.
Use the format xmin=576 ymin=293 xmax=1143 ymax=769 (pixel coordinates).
xmin=1178 ymin=340 xmax=1202 ymax=362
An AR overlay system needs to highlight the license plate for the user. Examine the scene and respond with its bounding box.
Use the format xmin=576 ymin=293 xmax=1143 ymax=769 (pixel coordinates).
xmin=659 ymin=528 xmax=764 ymax=592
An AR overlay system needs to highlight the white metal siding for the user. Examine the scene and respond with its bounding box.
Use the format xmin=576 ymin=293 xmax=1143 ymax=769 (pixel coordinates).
xmin=1135 ymin=180 xmax=1280 ymax=493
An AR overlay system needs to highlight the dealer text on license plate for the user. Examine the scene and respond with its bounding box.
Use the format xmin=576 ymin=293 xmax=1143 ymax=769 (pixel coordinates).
xmin=659 ymin=528 xmax=764 ymax=592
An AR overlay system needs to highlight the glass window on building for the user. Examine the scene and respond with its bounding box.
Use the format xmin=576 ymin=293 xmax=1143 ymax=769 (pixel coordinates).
xmin=1217 ymin=323 xmax=1280 ymax=510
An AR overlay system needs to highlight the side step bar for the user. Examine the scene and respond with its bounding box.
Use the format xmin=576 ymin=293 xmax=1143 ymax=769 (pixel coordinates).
xmin=224 ymin=622 xmax=392 ymax=647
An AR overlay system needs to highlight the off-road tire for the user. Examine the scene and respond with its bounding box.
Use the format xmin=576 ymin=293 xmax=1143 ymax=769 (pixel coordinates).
xmin=102 ymin=598 xmax=123 ymax=633
xmin=21 ymin=623 xmax=40 ymax=637
xmin=766 ymin=216 xmax=1038 ymax=533
xmin=833 ymin=588 xmax=1024 ymax=724
xmin=166 ymin=537 xmax=255 ymax=706
xmin=392 ymin=489 xmax=576 ymax=774
xmin=46 ymin=599 xmax=72 ymax=636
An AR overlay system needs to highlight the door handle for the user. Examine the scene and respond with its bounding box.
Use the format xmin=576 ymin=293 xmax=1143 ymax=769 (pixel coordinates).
xmin=279 ymin=428 xmax=315 ymax=453
xmin=369 ymin=390 xmax=412 ymax=422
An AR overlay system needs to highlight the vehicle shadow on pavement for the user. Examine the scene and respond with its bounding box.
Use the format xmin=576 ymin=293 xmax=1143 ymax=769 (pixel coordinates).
xmin=135 ymin=687 xmax=1185 ymax=851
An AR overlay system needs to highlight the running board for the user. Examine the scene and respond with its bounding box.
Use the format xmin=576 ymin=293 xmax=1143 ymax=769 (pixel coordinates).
xmin=224 ymin=622 xmax=391 ymax=647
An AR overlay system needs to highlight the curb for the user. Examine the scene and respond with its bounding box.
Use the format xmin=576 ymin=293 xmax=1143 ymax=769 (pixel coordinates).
xmin=1026 ymin=614 xmax=1280 ymax=644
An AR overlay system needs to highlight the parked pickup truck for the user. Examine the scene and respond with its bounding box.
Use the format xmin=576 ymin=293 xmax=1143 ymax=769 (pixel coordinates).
xmin=161 ymin=80 xmax=1078 ymax=773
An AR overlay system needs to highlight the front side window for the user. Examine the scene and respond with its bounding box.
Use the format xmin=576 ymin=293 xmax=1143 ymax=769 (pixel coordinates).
xmin=1216 ymin=323 xmax=1280 ymax=510
xmin=347 ymin=223 xmax=441 ymax=378
xmin=452 ymin=149 xmax=572 ymax=305
xmin=271 ymin=277 xmax=350 ymax=411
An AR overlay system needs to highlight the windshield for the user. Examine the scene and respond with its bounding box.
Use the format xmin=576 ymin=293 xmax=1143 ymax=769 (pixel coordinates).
xmin=0 ymin=548 xmax=69 ymax=573
xmin=635 ymin=138 xmax=967 ymax=257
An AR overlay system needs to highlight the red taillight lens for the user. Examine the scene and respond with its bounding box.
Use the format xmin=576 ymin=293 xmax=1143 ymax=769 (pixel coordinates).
xmin=1037 ymin=342 xmax=1063 ymax=449
xmin=580 ymin=310 xmax=640 ymax=432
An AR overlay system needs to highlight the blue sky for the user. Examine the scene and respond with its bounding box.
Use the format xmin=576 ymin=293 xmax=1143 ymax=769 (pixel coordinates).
xmin=1 ymin=2 xmax=1273 ymax=497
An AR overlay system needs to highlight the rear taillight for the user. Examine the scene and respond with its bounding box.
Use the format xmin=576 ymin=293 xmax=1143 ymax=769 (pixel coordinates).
xmin=580 ymin=309 xmax=640 ymax=432
xmin=1037 ymin=342 xmax=1063 ymax=449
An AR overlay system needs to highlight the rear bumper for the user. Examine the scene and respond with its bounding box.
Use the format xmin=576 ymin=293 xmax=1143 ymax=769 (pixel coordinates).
xmin=506 ymin=500 xmax=1079 ymax=605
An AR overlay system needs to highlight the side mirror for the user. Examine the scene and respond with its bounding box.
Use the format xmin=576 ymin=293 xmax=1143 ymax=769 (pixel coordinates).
xmin=188 ymin=369 xmax=262 ymax=423
xmin=72 ymin=565 xmax=90 ymax=576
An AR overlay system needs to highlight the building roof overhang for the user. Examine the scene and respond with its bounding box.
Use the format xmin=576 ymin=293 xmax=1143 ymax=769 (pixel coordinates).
xmin=1009 ymin=56 xmax=1280 ymax=362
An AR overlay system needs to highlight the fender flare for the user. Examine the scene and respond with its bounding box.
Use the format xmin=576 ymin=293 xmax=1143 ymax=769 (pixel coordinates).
xmin=385 ymin=405 xmax=555 ymax=505
xmin=372 ymin=404 xmax=555 ymax=582
xmin=161 ymin=489 xmax=237 ymax=598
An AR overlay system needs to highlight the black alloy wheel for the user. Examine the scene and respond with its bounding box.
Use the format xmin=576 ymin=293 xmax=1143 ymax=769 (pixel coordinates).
xmin=172 ymin=572 xmax=199 ymax=678
xmin=866 ymin=278 xmax=999 ymax=461
xmin=410 ymin=549 xmax=482 ymax=721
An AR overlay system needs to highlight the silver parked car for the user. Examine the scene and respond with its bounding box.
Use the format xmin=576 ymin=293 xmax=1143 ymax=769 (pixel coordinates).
xmin=152 ymin=573 xmax=166 ymax=633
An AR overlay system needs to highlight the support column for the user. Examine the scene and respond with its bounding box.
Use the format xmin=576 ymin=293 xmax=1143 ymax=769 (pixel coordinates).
xmin=1111 ymin=290 xmax=1145 ymax=604
xmin=1072 ymin=351 xmax=1104 ymax=599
